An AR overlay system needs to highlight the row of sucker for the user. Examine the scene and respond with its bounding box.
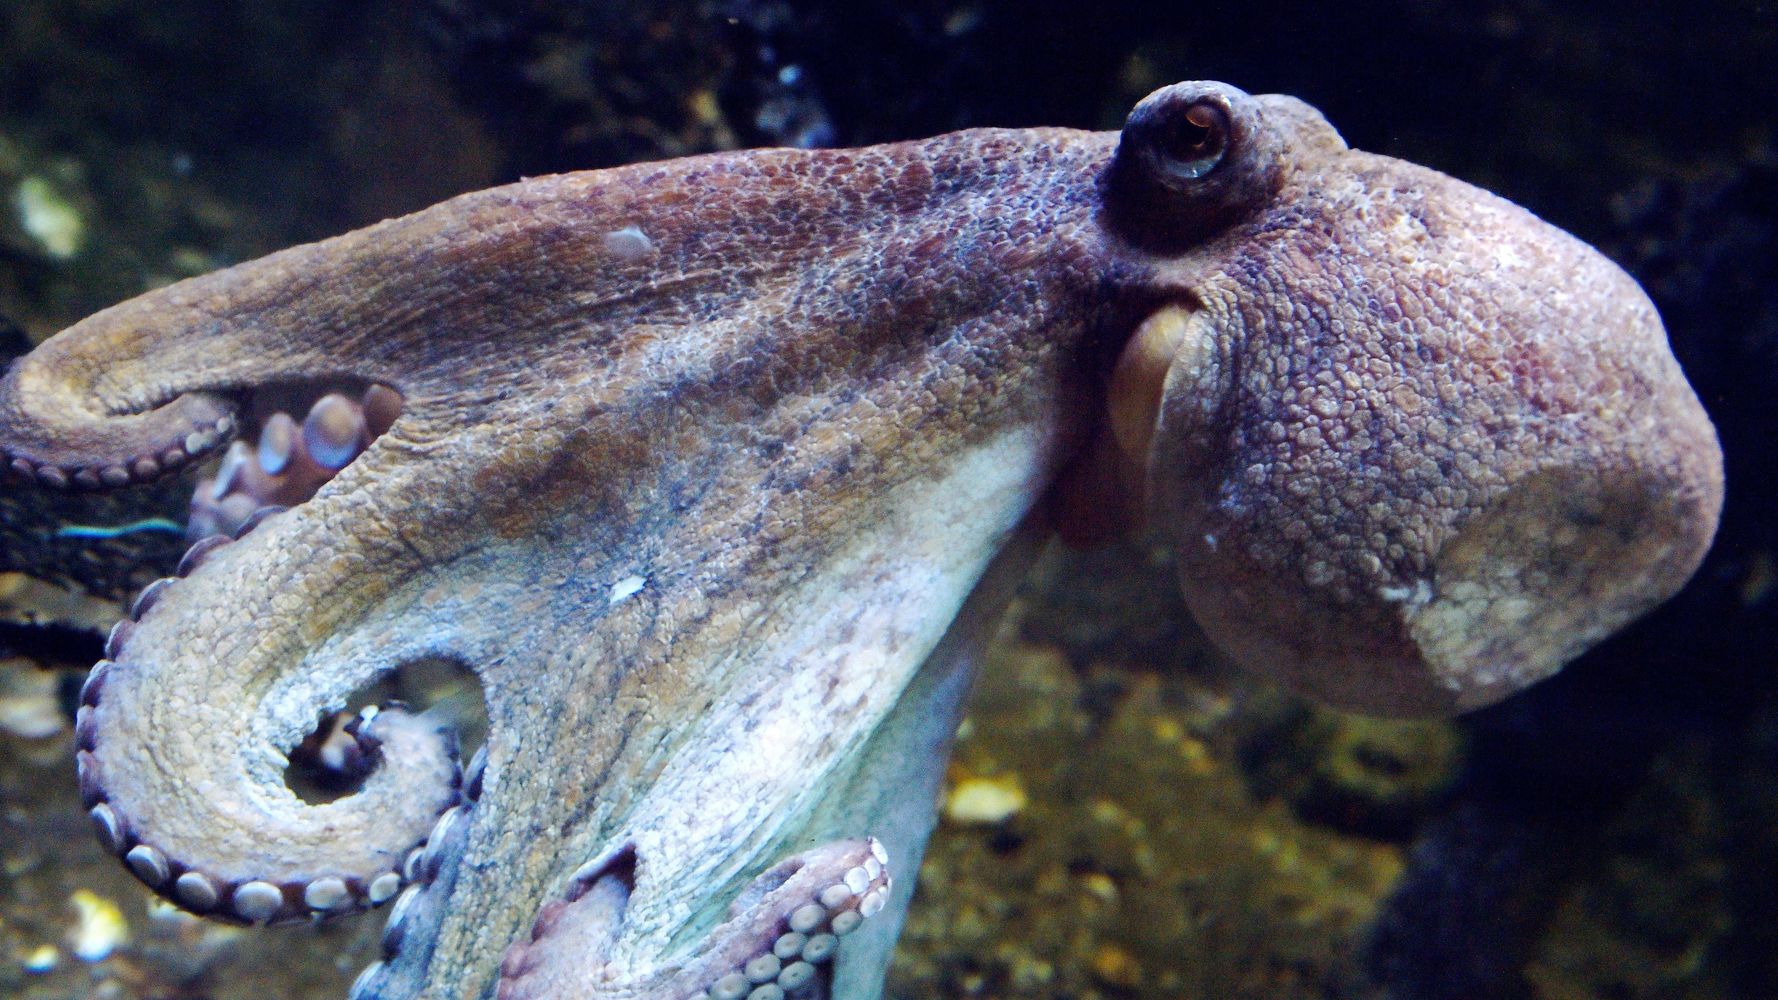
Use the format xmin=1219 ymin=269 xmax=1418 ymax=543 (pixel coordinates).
xmin=74 ymin=383 xmax=450 ymax=927
xmin=2 ymin=410 xmax=236 ymax=490
xmin=700 ymin=838 xmax=894 ymax=1000
xmin=488 ymin=836 xmax=892 ymax=1000
xmin=350 ymin=742 xmax=488 ymax=999
xmin=187 ymin=384 xmax=401 ymax=541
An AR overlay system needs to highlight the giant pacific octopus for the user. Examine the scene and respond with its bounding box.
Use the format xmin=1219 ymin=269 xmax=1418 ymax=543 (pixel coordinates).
xmin=0 ymin=82 xmax=1723 ymax=999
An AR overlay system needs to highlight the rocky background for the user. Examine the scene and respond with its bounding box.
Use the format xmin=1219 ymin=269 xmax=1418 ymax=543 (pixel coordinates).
xmin=0 ymin=2 xmax=1773 ymax=999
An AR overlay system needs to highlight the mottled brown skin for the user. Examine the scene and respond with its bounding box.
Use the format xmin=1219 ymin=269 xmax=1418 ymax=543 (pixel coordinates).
xmin=1102 ymin=87 xmax=1723 ymax=714
xmin=0 ymin=82 xmax=1721 ymax=999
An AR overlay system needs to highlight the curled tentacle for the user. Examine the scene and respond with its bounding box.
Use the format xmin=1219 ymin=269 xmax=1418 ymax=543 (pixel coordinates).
xmin=0 ymin=358 xmax=235 ymax=490
xmin=356 ymin=743 xmax=487 ymax=999
xmin=0 ymin=159 xmax=779 ymax=494
xmin=491 ymin=838 xmax=892 ymax=1000
xmin=73 ymin=504 xmax=465 ymax=925
xmin=0 ymin=286 xmax=253 ymax=488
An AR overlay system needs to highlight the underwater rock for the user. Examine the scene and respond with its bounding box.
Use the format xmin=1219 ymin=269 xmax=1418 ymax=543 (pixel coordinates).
xmin=11 ymin=174 xmax=87 ymax=261
xmin=1242 ymin=702 xmax=1466 ymax=841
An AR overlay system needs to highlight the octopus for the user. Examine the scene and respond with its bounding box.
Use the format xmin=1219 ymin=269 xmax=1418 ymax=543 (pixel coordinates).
xmin=0 ymin=82 xmax=1722 ymax=999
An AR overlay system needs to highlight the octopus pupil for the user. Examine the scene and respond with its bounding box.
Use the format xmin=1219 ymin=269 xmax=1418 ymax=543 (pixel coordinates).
xmin=1156 ymin=101 xmax=1227 ymax=179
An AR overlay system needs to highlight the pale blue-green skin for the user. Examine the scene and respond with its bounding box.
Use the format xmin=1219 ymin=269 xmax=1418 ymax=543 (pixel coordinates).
xmin=375 ymin=524 xmax=1042 ymax=1000
xmin=816 ymin=532 xmax=1044 ymax=998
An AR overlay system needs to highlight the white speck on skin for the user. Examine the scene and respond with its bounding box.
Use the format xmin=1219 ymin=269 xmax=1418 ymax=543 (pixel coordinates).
xmin=608 ymin=574 xmax=647 ymax=605
xmin=1492 ymin=244 xmax=1528 ymax=270
xmin=14 ymin=176 xmax=85 ymax=259
xmin=1380 ymin=578 xmax=1434 ymax=606
xmin=602 ymin=226 xmax=655 ymax=261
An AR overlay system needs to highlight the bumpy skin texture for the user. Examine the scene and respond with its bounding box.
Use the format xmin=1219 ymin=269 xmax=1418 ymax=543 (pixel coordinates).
xmin=0 ymin=82 xmax=1721 ymax=999
xmin=1108 ymin=87 xmax=1724 ymax=715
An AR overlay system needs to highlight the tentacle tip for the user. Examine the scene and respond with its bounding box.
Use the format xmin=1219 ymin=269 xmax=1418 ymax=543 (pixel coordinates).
xmin=76 ymin=683 xmax=458 ymax=929
xmin=681 ymin=837 xmax=897 ymax=1000
xmin=1 ymin=407 xmax=237 ymax=492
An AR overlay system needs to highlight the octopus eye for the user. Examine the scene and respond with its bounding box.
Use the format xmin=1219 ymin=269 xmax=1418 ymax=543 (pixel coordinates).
xmin=1144 ymin=98 xmax=1231 ymax=181
xmin=1107 ymin=81 xmax=1283 ymax=250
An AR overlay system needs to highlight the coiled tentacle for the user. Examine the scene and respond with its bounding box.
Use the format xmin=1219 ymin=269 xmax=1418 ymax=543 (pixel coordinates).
xmin=76 ymin=502 xmax=465 ymax=924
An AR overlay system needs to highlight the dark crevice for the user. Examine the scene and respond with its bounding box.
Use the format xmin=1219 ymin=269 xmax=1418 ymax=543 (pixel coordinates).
xmin=569 ymin=844 xmax=640 ymax=899
xmin=239 ymin=377 xmax=380 ymax=431
xmin=286 ymin=656 xmax=485 ymax=805
xmin=186 ymin=378 xmax=402 ymax=543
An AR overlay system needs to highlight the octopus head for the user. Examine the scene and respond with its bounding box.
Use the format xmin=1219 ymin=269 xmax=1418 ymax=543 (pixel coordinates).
xmin=1101 ymin=82 xmax=1724 ymax=715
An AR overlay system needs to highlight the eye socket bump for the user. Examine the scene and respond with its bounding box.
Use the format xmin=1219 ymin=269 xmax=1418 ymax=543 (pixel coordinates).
xmin=1106 ymin=82 xmax=1284 ymax=250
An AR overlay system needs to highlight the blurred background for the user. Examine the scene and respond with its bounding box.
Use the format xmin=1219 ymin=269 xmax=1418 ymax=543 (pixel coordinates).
xmin=0 ymin=2 xmax=1773 ymax=998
